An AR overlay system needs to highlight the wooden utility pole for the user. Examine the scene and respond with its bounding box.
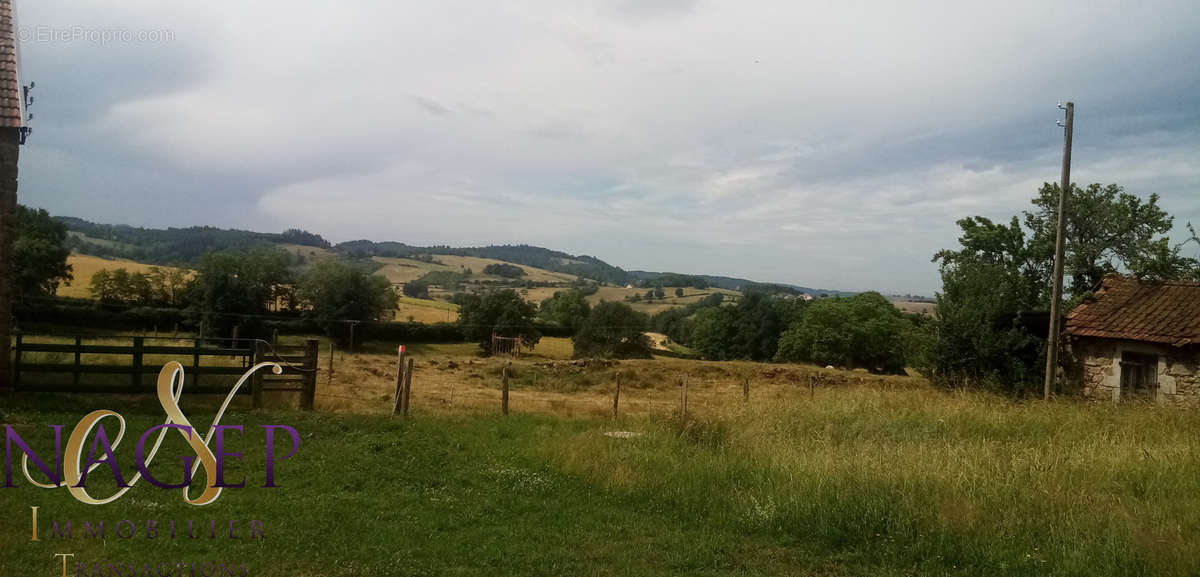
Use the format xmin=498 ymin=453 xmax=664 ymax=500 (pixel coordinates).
xmin=1044 ymin=101 xmax=1074 ymax=401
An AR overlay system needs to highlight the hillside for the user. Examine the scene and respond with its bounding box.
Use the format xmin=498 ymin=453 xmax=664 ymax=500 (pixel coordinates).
xmin=54 ymin=215 xmax=857 ymax=299
xmin=59 ymin=254 xmax=192 ymax=299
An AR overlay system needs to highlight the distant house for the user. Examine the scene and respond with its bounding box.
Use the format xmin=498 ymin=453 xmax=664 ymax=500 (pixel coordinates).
xmin=1066 ymin=275 xmax=1200 ymax=404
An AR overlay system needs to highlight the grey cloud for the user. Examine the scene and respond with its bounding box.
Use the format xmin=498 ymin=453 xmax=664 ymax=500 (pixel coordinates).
xmin=14 ymin=0 xmax=1200 ymax=295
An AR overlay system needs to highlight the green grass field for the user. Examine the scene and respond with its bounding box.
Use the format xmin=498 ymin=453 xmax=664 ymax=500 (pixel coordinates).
xmin=3 ymin=382 xmax=1198 ymax=576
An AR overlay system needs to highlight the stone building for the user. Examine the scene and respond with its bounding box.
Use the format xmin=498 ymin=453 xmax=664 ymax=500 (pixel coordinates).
xmin=1066 ymin=275 xmax=1200 ymax=404
xmin=0 ymin=0 xmax=24 ymax=390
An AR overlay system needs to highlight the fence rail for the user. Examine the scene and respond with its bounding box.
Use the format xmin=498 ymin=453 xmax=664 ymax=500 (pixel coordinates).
xmin=11 ymin=334 xmax=319 ymax=409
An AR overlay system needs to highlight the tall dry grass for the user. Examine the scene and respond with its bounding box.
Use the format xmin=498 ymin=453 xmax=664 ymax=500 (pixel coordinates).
xmin=547 ymin=385 xmax=1200 ymax=576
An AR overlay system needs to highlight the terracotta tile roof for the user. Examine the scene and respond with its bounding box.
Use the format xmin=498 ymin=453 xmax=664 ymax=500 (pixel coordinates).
xmin=1066 ymin=275 xmax=1200 ymax=347
xmin=0 ymin=0 xmax=22 ymax=129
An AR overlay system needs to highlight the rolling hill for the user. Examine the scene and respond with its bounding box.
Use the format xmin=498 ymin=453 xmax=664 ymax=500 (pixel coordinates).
xmin=53 ymin=215 xmax=862 ymax=304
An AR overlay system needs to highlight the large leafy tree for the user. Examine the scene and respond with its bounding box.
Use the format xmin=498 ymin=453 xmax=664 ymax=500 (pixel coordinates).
xmin=775 ymin=292 xmax=911 ymax=374
xmin=927 ymin=182 xmax=1200 ymax=390
xmin=456 ymin=289 xmax=541 ymax=354
xmin=299 ymin=260 xmax=397 ymax=342
xmin=189 ymin=247 xmax=293 ymax=336
xmin=1024 ymin=183 xmax=1197 ymax=296
xmin=572 ymin=301 xmax=651 ymax=359
xmin=539 ymin=288 xmax=591 ymax=332
xmin=13 ymin=205 xmax=73 ymax=297
xmin=689 ymin=293 xmax=802 ymax=361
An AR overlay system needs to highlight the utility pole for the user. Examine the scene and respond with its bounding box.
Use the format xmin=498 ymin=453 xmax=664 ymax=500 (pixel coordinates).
xmin=1044 ymin=101 xmax=1074 ymax=401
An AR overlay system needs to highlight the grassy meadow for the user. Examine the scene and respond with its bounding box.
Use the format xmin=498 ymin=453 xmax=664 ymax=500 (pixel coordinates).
xmin=3 ymin=338 xmax=1198 ymax=576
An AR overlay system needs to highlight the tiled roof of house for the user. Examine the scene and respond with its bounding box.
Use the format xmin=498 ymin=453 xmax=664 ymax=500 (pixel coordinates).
xmin=0 ymin=0 xmax=22 ymax=129
xmin=1066 ymin=275 xmax=1200 ymax=347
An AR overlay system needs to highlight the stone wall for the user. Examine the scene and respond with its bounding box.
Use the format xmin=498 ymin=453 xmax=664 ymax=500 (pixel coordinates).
xmin=0 ymin=128 xmax=17 ymax=390
xmin=1070 ymin=337 xmax=1200 ymax=405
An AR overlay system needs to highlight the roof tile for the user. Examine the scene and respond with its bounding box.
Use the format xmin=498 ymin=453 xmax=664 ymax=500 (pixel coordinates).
xmin=1066 ymin=275 xmax=1200 ymax=346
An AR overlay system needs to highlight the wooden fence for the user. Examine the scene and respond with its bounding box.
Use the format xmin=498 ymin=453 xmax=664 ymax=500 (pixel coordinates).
xmin=11 ymin=335 xmax=319 ymax=410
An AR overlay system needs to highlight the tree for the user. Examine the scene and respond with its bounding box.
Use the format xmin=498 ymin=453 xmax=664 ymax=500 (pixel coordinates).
xmin=650 ymin=307 xmax=693 ymax=345
xmin=298 ymin=260 xmax=397 ymax=343
xmin=689 ymin=306 xmax=739 ymax=360
xmin=653 ymin=286 xmax=665 ymax=299
xmin=539 ymin=289 xmax=591 ymax=331
xmin=402 ymin=281 xmax=430 ymax=300
xmin=189 ymin=247 xmax=293 ymax=336
xmin=689 ymin=293 xmax=803 ymax=361
xmin=926 ymin=182 xmax=1200 ymax=390
xmin=482 ymin=263 xmax=526 ymax=278
xmin=12 ymin=205 xmax=73 ymax=297
xmin=920 ymin=259 xmax=1044 ymax=391
xmin=775 ymin=292 xmax=910 ymax=374
xmin=456 ymin=289 xmax=541 ymax=354
xmin=146 ymin=267 xmax=189 ymax=307
xmin=572 ymin=301 xmax=652 ymax=359
xmin=1024 ymin=183 xmax=1197 ymax=297
xmin=674 ymin=287 xmax=684 ymax=298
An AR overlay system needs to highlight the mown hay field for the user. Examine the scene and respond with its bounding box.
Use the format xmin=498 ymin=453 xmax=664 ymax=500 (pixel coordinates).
xmin=58 ymin=254 xmax=192 ymax=300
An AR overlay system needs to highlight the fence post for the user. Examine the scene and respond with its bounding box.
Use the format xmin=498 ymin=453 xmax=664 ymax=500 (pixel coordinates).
xmin=231 ymin=326 xmax=240 ymax=357
xmin=131 ymin=337 xmax=144 ymax=392
xmin=73 ymin=336 xmax=82 ymax=388
xmin=392 ymin=347 xmax=406 ymax=415
xmin=328 ymin=342 xmax=334 ymax=385
xmin=613 ymin=372 xmax=621 ymax=419
xmin=301 ymin=339 xmax=318 ymax=410
xmin=743 ymin=378 xmax=750 ymax=402
xmin=252 ymin=341 xmax=265 ymax=409
xmin=402 ymin=357 xmax=414 ymax=417
xmin=679 ymin=374 xmax=688 ymax=422
xmin=12 ymin=333 xmax=21 ymax=388
xmin=193 ymin=339 xmax=202 ymax=389
xmin=502 ymin=362 xmax=510 ymax=416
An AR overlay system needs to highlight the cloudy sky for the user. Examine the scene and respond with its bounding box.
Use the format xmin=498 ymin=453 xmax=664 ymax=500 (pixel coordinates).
xmin=14 ymin=0 xmax=1200 ymax=294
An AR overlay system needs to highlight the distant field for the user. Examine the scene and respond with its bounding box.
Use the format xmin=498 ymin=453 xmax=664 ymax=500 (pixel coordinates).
xmin=895 ymin=300 xmax=937 ymax=315
xmin=66 ymin=231 xmax=136 ymax=252
xmin=59 ymin=253 xmax=192 ymax=299
xmin=276 ymin=243 xmax=337 ymax=262
xmin=395 ymin=296 xmax=460 ymax=323
xmin=373 ymin=256 xmax=452 ymax=284
xmin=434 ymin=254 xmax=579 ymax=283
xmin=373 ymin=254 xmax=578 ymax=286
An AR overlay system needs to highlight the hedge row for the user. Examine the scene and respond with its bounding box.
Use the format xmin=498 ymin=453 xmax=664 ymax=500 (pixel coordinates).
xmin=14 ymin=298 xmax=577 ymax=344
